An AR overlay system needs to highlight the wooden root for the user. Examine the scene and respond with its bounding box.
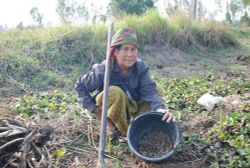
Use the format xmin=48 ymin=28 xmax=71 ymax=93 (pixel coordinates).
xmin=0 ymin=117 xmax=53 ymax=168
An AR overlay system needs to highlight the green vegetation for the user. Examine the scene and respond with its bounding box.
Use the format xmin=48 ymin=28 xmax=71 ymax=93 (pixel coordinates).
xmin=13 ymin=89 xmax=79 ymax=119
xmin=157 ymin=75 xmax=249 ymax=116
xmin=207 ymin=111 xmax=250 ymax=167
xmin=1 ymin=10 xmax=250 ymax=168
xmin=0 ymin=11 xmax=240 ymax=93
xmin=108 ymin=0 xmax=155 ymax=17
xmin=10 ymin=75 xmax=250 ymax=167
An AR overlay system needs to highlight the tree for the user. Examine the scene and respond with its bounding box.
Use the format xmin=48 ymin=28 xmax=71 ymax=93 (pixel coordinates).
xmin=229 ymin=0 xmax=241 ymax=21
xmin=172 ymin=0 xmax=190 ymax=11
xmin=76 ymin=3 xmax=89 ymax=22
xmin=164 ymin=0 xmax=190 ymax=17
xmin=56 ymin=0 xmax=89 ymax=24
xmin=196 ymin=1 xmax=207 ymax=20
xmin=56 ymin=0 xmax=74 ymax=23
xmin=16 ymin=22 xmax=24 ymax=30
xmin=190 ymin=0 xmax=197 ymax=18
xmin=108 ymin=0 xmax=156 ymax=17
xmin=241 ymin=0 xmax=250 ymax=25
xmin=30 ymin=7 xmax=43 ymax=27
xmin=164 ymin=2 xmax=176 ymax=17
xmin=99 ymin=14 xmax=107 ymax=23
xmin=225 ymin=2 xmax=232 ymax=24
xmin=241 ymin=12 xmax=250 ymax=25
xmin=223 ymin=0 xmax=250 ymax=25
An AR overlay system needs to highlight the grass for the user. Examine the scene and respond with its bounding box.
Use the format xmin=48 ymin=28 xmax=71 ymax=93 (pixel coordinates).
xmin=1 ymin=10 xmax=250 ymax=168
xmin=116 ymin=10 xmax=170 ymax=47
xmin=0 ymin=10 xmax=247 ymax=95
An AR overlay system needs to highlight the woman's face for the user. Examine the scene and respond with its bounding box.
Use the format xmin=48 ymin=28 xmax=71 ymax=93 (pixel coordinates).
xmin=114 ymin=44 xmax=138 ymax=71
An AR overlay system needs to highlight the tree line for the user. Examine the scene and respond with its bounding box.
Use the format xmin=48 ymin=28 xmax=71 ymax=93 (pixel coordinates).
xmin=0 ymin=0 xmax=249 ymax=31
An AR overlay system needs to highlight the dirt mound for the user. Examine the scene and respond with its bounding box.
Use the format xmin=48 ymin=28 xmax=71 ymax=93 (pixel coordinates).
xmin=223 ymin=95 xmax=245 ymax=113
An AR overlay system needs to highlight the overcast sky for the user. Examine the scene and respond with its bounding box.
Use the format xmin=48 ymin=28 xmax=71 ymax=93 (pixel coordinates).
xmin=0 ymin=0 xmax=222 ymax=28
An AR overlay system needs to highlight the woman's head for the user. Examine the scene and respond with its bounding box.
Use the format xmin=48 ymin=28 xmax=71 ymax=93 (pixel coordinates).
xmin=114 ymin=43 xmax=138 ymax=70
xmin=110 ymin=28 xmax=137 ymax=58
xmin=110 ymin=28 xmax=138 ymax=70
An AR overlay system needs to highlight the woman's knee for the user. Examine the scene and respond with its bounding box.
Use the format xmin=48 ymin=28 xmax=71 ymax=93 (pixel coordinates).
xmin=96 ymin=86 xmax=126 ymax=105
xmin=109 ymin=86 xmax=126 ymax=102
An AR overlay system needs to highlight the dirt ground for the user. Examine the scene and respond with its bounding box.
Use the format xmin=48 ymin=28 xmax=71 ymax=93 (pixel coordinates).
xmin=78 ymin=45 xmax=250 ymax=167
xmin=0 ymin=44 xmax=249 ymax=168
xmin=68 ymin=90 xmax=249 ymax=168
xmin=143 ymin=45 xmax=250 ymax=79
xmin=0 ymin=81 xmax=248 ymax=168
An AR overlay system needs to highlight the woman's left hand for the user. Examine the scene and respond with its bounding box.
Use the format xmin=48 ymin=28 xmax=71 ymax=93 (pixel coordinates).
xmin=157 ymin=109 xmax=175 ymax=123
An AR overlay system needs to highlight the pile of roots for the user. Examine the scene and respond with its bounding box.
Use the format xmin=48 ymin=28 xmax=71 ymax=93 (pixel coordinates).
xmin=0 ymin=117 xmax=53 ymax=168
xmin=0 ymin=107 xmax=101 ymax=167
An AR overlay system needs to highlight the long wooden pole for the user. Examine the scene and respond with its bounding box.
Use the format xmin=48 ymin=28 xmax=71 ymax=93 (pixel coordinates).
xmin=98 ymin=22 xmax=113 ymax=168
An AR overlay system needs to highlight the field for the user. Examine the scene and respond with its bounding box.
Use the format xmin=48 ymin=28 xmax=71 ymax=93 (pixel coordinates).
xmin=0 ymin=12 xmax=249 ymax=168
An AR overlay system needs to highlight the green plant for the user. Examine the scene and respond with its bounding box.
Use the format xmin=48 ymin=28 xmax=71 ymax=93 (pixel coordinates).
xmin=206 ymin=112 xmax=250 ymax=167
xmin=156 ymin=75 xmax=249 ymax=121
xmin=13 ymin=89 xmax=79 ymax=120
xmin=53 ymin=149 xmax=66 ymax=167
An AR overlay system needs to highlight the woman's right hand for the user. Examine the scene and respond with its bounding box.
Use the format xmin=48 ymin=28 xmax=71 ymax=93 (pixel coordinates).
xmin=157 ymin=108 xmax=175 ymax=123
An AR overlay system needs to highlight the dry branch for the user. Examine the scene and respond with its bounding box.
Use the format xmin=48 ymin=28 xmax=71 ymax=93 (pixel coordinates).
xmin=0 ymin=117 xmax=53 ymax=168
xmin=1 ymin=108 xmax=100 ymax=168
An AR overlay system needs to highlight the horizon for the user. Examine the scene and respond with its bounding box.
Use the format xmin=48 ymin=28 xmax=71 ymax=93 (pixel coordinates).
xmin=0 ymin=0 xmax=224 ymax=28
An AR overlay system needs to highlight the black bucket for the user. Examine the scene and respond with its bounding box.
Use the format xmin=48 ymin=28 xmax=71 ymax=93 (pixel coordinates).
xmin=127 ymin=112 xmax=180 ymax=162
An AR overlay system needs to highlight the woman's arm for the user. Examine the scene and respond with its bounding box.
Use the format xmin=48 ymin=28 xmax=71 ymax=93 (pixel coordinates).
xmin=75 ymin=64 xmax=105 ymax=112
xmin=139 ymin=65 xmax=174 ymax=122
xmin=139 ymin=66 xmax=165 ymax=111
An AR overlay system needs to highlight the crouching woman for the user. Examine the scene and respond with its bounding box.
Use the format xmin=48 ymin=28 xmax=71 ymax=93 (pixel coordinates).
xmin=75 ymin=28 xmax=174 ymax=142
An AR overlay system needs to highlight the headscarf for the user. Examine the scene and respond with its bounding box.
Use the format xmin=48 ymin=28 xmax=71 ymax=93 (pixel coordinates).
xmin=109 ymin=28 xmax=137 ymax=59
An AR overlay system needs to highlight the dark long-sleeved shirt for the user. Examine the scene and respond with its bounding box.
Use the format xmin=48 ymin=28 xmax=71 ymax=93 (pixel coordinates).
xmin=75 ymin=59 xmax=166 ymax=112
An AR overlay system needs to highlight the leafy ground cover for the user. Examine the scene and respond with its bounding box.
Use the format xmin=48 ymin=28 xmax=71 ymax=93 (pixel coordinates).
xmin=0 ymin=11 xmax=250 ymax=168
xmin=1 ymin=73 xmax=249 ymax=168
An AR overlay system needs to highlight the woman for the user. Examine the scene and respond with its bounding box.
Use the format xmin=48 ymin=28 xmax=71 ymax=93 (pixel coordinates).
xmin=75 ymin=28 xmax=174 ymax=141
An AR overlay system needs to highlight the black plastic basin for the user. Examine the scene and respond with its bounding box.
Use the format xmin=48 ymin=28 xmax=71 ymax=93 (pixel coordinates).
xmin=127 ymin=112 xmax=180 ymax=162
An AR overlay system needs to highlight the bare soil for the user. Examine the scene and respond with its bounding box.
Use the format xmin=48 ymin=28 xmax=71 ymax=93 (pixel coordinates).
xmin=143 ymin=45 xmax=250 ymax=78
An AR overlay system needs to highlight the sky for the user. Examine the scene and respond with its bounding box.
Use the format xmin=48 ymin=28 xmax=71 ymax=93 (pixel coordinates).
xmin=0 ymin=0 xmax=108 ymax=27
xmin=0 ymin=0 xmax=59 ymax=27
xmin=0 ymin=0 xmax=223 ymax=28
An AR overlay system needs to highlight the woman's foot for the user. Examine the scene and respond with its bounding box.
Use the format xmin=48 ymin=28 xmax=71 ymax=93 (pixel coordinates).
xmin=110 ymin=128 xmax=121 ymax=145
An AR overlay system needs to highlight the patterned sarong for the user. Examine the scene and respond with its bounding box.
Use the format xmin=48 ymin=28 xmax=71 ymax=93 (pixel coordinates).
xmin=96 ymin=86 xmax=149 ymax=135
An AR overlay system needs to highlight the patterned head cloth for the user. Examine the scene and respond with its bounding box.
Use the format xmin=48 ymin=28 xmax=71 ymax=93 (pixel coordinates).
xmin=109 ymin=28 xmax=137 ymax=59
